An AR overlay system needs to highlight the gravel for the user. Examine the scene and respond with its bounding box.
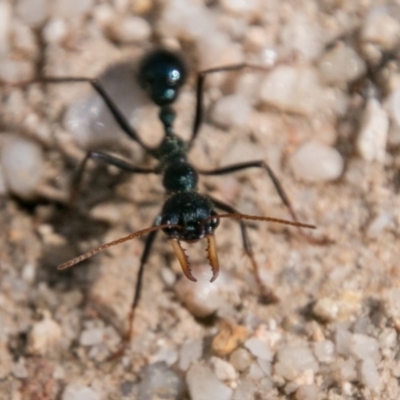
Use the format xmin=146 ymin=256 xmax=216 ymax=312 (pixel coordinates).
xmin=1 ymin=0 xmax=400 ymax=399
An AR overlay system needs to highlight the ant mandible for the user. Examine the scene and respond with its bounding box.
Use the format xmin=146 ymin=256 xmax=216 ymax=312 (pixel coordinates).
xmin=35 ymin=49 xmax=316 ymax=349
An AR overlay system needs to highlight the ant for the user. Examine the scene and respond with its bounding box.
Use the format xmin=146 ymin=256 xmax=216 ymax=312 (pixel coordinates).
xmin=32 ymin=48 xmax=316 ymax=352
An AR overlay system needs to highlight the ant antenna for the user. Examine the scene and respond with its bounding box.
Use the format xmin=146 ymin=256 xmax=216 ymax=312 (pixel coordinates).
xmin=57 ymin=224 xmax=182 ymax=270
xmin=202 ymin=213 xmax=317 ymax=229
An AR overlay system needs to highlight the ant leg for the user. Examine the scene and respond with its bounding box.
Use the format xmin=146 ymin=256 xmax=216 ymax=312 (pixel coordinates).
xmin=199 ymin=161 xmax=325 ymax=245
xmin=69 ymin=150 xmax=158 ymax=209
xmin=110 ymin=224 xmax=159 ymax=359
xmin=128 ymin=227 xmax=159 ymax=344
xmin=37 ymin=77 xmax=151 ymax=151
xmin=209 ymin=196 xmax=279 ymax=304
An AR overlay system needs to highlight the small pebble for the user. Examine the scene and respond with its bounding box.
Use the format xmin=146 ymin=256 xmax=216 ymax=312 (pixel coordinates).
xmin=27 ymin=313 xmax=62 ymax=355
xmin=42 ymin=18 xmax=68 ymax=44
xmin=210 ymin=94 xmax=252 ymax=129
xmin=178 ymin=338 xmax=203 ymax=371
xmin=313 ymin=340 xmax=335 ymax=364
xmin=244 ymin=337 xmax=272 ymax=361
xmin=318 ymin=43 xmax=366 ymax=85
xmin=229 ymin=348 xmax=253 ymax=372
xmin=174 ymin=263 xmax=229 ymax=318
xmin=289 ymin=140 xmax=344 ymax=182
xmin=333 ymin=358 xmax=357 ymax=382
xmin=367 ymin=212 xmax=393 ymax=239
xmin=357 ymin=98 xmax=389 ymax=162
xmin=274 ymin=344 xmax=319 ymax=381
xmin=313 ymin=297 xmax=339 ymax=321
xmin=212 ymin=321 xmax=249 ymax=357
xmin=349 ymin=333 xmax=380 ymax=363
xmin=186 ymin=363 xmax=232 ymax=400
xmin=210 ymin=356 xmax=237 ymax=381
xmin=79 ymin=328 xmax=104 ymax=347
xmin=361 ymin=7 xmax=400 ymax=51
xmin=138 ymin=362 xmax=185 ymax=400
xmin=16 ymin=0 xmax=48 ymax=27
xmin=107 ymin=16 xmax=151 ymax=43
xmin=0 ymin=137 xmax=45 ymax=197
xmin=62 ymin=384 xmax=100 ymax=400
xmin=360 ymin=358 xmax=380 ymax=391
xmin=259 ymin=66 xmax=324 ymax=115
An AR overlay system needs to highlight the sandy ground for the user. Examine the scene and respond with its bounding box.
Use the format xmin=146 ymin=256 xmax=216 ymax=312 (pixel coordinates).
xmin=1 ymin=1 xmax=400 ymax=399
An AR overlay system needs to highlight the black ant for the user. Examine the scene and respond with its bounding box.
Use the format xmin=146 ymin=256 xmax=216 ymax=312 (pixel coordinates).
xmin=31 ymin=49 xmax=316 ymax=351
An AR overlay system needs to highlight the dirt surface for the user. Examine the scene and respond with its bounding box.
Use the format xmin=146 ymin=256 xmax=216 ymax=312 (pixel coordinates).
xmin=1 ymin=1 xmax=400 ymax=399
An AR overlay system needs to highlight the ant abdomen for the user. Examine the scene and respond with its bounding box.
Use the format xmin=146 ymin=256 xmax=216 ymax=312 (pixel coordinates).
xmin=137 ymin=49 xmax=188 ymax=106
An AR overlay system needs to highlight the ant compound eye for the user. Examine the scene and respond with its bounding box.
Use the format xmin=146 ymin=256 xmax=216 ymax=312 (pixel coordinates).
xmin=209 ymin=212 xmax=220 ymax=230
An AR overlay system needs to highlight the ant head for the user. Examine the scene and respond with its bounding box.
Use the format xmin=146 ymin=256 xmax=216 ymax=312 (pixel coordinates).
xmin=160 ymin=192 xmax=220 ymax=283
xmin=160 ymin=192 xmax=219 ymax=242
xmin=138 ymin=49 xmax=187 ymax=106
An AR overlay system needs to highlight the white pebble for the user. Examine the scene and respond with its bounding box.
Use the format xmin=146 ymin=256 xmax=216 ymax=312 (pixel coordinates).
xmin=360 ymin=358 xmax=380 ymax=391
xmin=280 ymin=12 xmax=324 ymax=61
xmin=210 ymin=94 xmax=252 ymax=129
xmin=0 ymin=137 xmax=45 ymax=198
xmin=229 ymin=348 xmax=253 ymax=372
xmin=27 ymin=314 xmax=62 ymax=355
xmin=259 ymin=66 xmax=324 ymax=116
xmin=178 ymin=338 xmax=203 ymax=371
xmin=0 ymin=59 xmax=34 ymax=83
xmin=42 ymin=18 xmax=68 ymax=44
xmin=16 ymin=0 xmax=49 ymax=27
xmin=186 ymin=363 xmax=232 ymax=400
xmin=333 ymin=358 xmax=357 ymax=382
xmin=313 ymin=297 xmax=339 ymax=321
xmin=378 ymin=328 xmax=397 ymax=349
xmin=62 ymin=384 xmax=100 ymax=400
xmin=108 ymin=16 xmax=151 ymax=43
xmin=274 ymin=345 xmax=319 ymax=381
xmin=289 ymin=140 xmax=344 ymax=182
xmin=174 ymin=263 xmax=230 ymax=318
xmin=210 ymin=357 xmax=237 ymax=381
xmin=313 ymin=340 xmax=335 ymax=364
xmin=138 ymin=362 xmax=185 ymax=400
xmin=361 ymin=7 xmax=400 ymax=51
xmin=367 ymin=212 xmax=393 ymax=238
xmin=318 ymin=44 xmax=366 ymax=85
xmin=244 ymin=338 xmax=272 ymax=361
xmin=0 ymin=1 xmax=11 ymax=56
xmin=350 ymin=333 xmax=380 ymax=363
xmin=334 ymin=325 xmax=352 ymax=356
xmin=79 ymin=328 xmax=104 ymax=346
xmin=357 ymin=98 xmax=388 ymax=162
